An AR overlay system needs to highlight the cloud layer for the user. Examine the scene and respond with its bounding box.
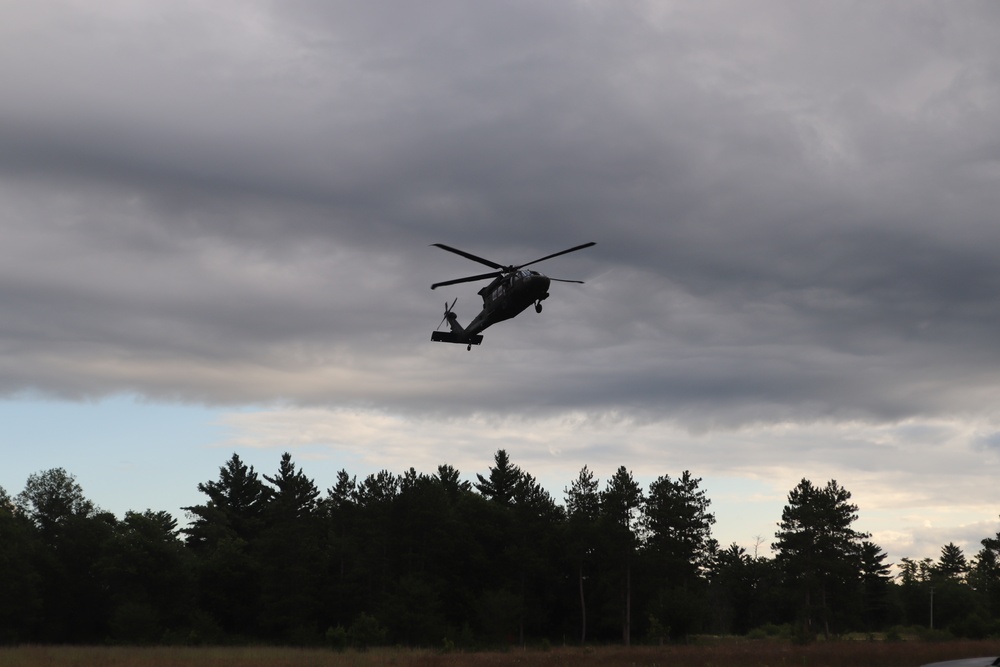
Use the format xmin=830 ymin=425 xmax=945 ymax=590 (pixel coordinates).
xmin=3 ymin=1 xmax=1000 ymax=557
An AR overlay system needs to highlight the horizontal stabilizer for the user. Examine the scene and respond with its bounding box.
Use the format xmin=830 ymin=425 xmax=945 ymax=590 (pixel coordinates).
xmin=431 ymin=331 xmax=484 ymax=345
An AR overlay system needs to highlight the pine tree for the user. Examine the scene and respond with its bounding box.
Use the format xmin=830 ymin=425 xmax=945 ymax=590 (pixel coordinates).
xmin=643 ymin=470 xmax=716 ymax=580
xmin=970 ymin=541 xmax=1000 ymax=617
xmin=264 ymin=452 xmax=320 ymax=521
xmin=772 ymin=478 xmax=868 ymax=638
xmin=258 ymin=453 xmax=324 ymax=641
xmin=642 ymin=470 xmax=716 ymax=640
xmin=474 ymin=449 xmax=522 ymax=506
xmin=355 ymin=470 xmax=399 ymax=605
xmin=601 ymin=466 xmax=643 ymax=646
xmin=182 ymin=453 xmax=271 ymax=634
xmin=183 ymin=453 xmax=271 ymax=548
xmin=324 ymin=469 xmax=360 ymax=629
xmin=858 ymin=540 xmax=892 ymax=631
xmin=937 ymin=542 xmax=969 ymax=581
xmin=708 ymin=543 xmax=759 ymax=634
xmin=565 ymin=466 xmax=600 ymax=643
xmin=434 ymin=463 xmax=471 ymax=501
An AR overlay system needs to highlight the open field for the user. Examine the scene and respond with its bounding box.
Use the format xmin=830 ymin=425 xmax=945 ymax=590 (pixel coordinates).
xmin=3 ymin=641 xmax=1000 ymax=667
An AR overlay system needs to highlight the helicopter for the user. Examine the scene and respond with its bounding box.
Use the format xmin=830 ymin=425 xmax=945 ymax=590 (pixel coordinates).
xmin=430 ymin=241 xmax=595 ymax=349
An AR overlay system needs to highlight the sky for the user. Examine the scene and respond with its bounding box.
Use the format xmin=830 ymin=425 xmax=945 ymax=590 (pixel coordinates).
xmin=3 ymin=1 xmax=1000 ymax=566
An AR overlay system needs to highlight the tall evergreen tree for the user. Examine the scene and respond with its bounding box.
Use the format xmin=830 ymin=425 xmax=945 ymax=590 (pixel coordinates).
xmin=601 ymin=466 xmax=644 ymax=646
xmin=927 ymin=542 xmax=979 ymax=631
xmin=258 ymin=453 xmax=324 ymax=642
xmin=937 ymin=542 xmax=969 ymax=581
xmin=264 ymin=452 xmax=321 ymax=520
xmin=472 ymin=451 xmax=563 ymax=644
xmin=642 ymin=470 xmax=716 ymax=640
xmin=970 ymin=528 xmax=1000 ymax=617
xmin=772 ymin=478 xmax=868 ymax=638
xmin=858 ymin=540 xmax=893 ymax=631
xmin=355 ymin=470 xmax=399 ymax=610
xmin=508 ymin=467 xmax=562 ymax=645
xmin=388 ymin=468 xmax=456 ymax=645
xmin=182 ymin=453 xmax=271 ymax=635
xmin=565 ymin=466 xmax=600 ymax=644
xmin=470 ymin=450 xmax=524 ymax=643
xmin=897 ymin=556 xmax=938 ymax=626
xmin=183 ymin=453 xmax=272 ymax=548
xmin=435 ymin=463 xmax=471 ymax=501
xmin=707 ymin=543 xmax=768 ymax=635
xmin=643 ymin=471 xmax=716 ymax=580
xmin=474 ymin=449 xmax=521 ymax=506
xmin=323 ymin=469 xmax=360 ymax=630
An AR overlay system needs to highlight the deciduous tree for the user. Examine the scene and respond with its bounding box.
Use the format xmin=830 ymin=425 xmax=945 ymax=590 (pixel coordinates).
xmin=16 ymin=468 xmax=95 ymax=537
xmin=0 ymin=487 xmax=42 ymax=642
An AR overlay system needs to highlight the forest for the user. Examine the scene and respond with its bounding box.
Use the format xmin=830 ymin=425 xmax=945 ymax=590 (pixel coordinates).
xmin=2 ymin=449 xmax=1000 ymax=647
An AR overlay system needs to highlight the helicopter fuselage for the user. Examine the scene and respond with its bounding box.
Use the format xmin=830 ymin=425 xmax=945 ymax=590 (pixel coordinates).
xmin=466 ymin=270 xmax=551 ymax=337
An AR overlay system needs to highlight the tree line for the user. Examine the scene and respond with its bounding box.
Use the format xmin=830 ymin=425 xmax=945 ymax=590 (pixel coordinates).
xmin=2 ymin=449 xmax=1000 ymax=646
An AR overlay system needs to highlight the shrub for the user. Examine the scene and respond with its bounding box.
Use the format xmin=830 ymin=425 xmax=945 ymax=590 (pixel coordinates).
xmin=325 ymin=624 xmax=347 ymax=650
xmin=949 ymin=611 xmax=999 ymax=640
xmin=347 ymin=612 xmax=387 ymax=650
xmin=747 ymin=623 xmax=791 ymax=639
xmin=917 ymin=626 xmax=955 ymax=642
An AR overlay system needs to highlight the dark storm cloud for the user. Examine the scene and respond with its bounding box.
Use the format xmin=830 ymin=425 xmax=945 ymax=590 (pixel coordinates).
xmin=2 ymin=1 xmax=1000 ymax=423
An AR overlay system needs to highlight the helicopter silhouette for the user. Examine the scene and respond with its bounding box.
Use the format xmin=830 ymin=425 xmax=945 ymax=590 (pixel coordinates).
xmin=430 ymin=241 xmax=595 ymax=350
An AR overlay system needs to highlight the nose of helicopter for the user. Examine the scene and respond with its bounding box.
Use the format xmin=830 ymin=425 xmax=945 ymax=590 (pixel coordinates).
xmin=531 ymin=274 xmax=550 ymax=302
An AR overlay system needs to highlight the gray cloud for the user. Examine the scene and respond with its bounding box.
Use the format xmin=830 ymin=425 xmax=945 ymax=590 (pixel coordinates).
xmin=1 ymin=0 xmax=1000 ymax=433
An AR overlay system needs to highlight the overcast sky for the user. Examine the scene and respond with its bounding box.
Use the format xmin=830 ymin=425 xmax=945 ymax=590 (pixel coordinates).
xmin=3 ymin=1 xmax=1000 ymax=565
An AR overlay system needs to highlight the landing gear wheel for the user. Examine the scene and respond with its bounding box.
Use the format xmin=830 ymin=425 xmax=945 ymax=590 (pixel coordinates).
xmin=535 ymin=302 xmax=543 ymax=313
xmin=467 ymin=344 xmax=472 ymax=351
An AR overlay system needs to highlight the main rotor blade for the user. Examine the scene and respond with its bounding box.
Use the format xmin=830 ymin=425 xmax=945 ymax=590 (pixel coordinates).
xmin=431 ymin=244 xmax=504 ymax=270
xmin=517 ymin=242 xmax=595 ymax=270
xmin=431 ymin=271 xmax=502 ymax=290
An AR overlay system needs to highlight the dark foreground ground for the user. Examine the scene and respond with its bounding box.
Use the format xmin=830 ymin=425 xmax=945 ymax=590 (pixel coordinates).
xmin=2 ymin=640 xmax=1000 ymax=667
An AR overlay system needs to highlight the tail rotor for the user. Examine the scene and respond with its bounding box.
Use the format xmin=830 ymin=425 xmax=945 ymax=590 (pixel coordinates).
xmin=437 ymin=298 xmax=458 ymax=330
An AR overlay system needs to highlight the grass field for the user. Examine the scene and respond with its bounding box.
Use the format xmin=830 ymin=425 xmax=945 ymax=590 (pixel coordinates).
xmin=2 ymin=641 xmax=1000 ymax=667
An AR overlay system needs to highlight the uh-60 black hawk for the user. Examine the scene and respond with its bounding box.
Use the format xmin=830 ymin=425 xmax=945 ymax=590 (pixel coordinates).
xmin=430 ymin=241 xmax=595 ymax=350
